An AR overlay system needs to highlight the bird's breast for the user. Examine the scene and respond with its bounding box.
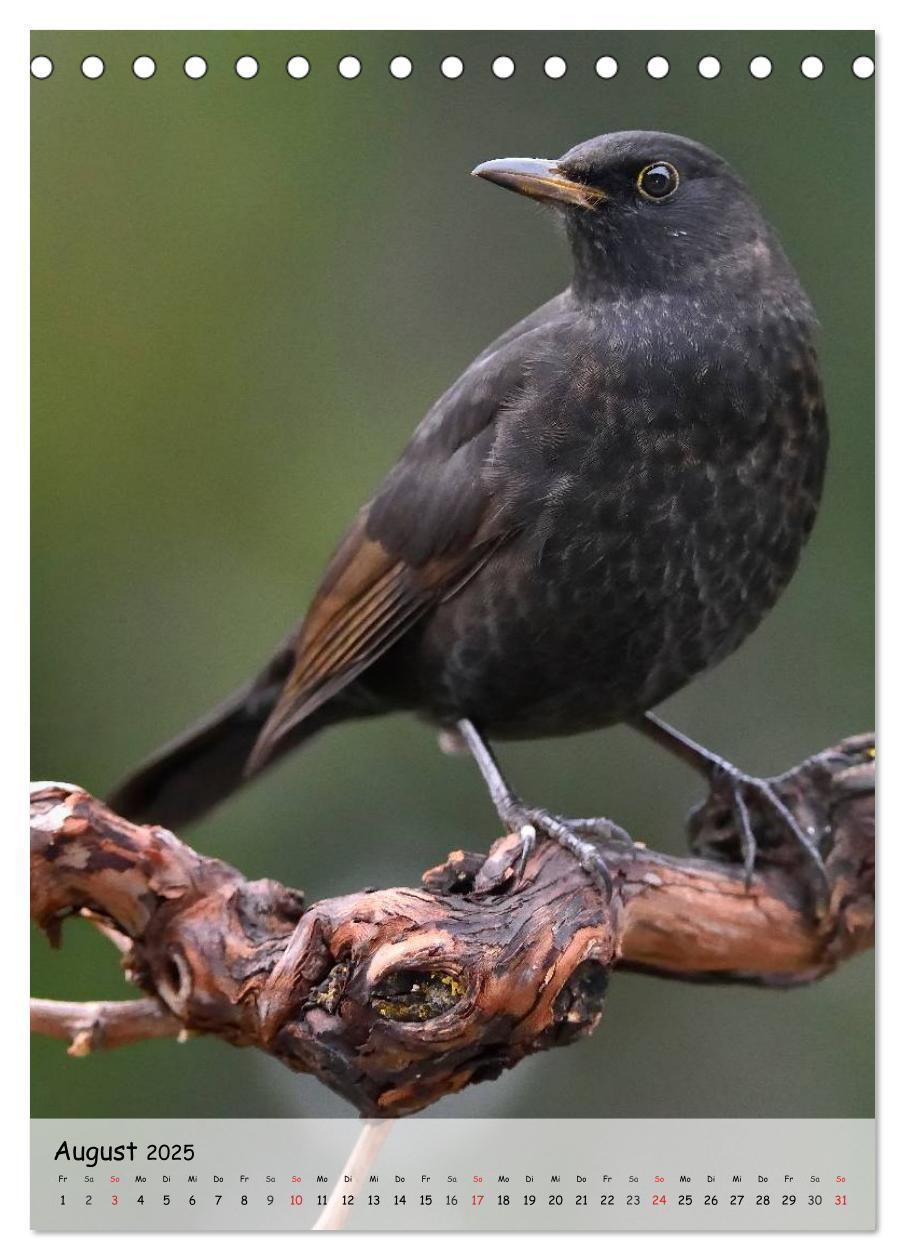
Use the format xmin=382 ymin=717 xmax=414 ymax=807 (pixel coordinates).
xmin=388 ymin=300 xmax=828 ymax=736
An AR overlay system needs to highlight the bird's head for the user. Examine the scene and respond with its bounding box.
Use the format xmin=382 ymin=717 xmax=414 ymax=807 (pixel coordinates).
xmin=473 ymin=130 xmax=783 ymax=298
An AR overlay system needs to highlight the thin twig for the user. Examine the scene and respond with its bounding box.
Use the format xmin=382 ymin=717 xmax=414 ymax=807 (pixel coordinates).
xmin=29 ymin=997 xmax=182 ymax=1056
xmin=312 ymin=1120 xmax=396 ymax=1231
xmin=80 ymin=907 xmax=133 ymax=953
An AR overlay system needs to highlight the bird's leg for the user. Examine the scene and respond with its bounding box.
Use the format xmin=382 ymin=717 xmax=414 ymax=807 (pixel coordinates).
xmin=454 ymin=720 xmax=624 ymax=896
xmin=632 ymin=712 xmax=829 ymax=899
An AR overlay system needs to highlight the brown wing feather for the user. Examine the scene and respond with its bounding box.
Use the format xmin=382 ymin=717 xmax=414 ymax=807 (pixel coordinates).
xmin=246 ymin=512 xmax=502 ymax=773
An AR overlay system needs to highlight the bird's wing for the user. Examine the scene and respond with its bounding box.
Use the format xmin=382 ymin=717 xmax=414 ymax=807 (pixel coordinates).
xmin=245 ymin=514 xmax=504 ymax=775
xmin=246 ymin=305 xmax=570 ymax=773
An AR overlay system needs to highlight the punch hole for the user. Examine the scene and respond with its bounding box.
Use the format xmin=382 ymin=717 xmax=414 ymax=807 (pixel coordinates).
xmin=646 ymin=56 xmax=669 ymax=80
xmin=698 ymin=56 xmax=721 ymax=79
xmin=749 ymin=56 xmax=773 ymax=79
xmin=286 ymin=56 xmax=310 ymax=79
xmin=338 ymin=56 xmax=361 ymax=79
xmin=544 ymin=56 xmax=567 ymax=80
xmin=389 ymin=56 xmax=413 ymax=79
xmin=492 ymin=56 xmax=516 ymax=79
xmin=184 ymin=56 xmax=208 ymax=80
xmin=30 ymin=55 xmax=53 ymax=79
xmin=595 ymin=56 xmax=618 ymax=79
xmin=852 ymin=56 xmax=875 ymax=79
xmin=801 ymin=56 xmax=824 ymax=79
xmin=81 ymin=56 xmax=105 ymax=80
xmin=236 ymin=56 xmax=259 ymax=79
xmin=440 ymin=56 xmax=464 ymax=79
xmin=132 ymin=56 xmax=156 ymax=79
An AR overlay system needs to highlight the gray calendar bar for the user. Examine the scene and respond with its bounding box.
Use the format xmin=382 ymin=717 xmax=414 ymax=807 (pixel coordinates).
xmin=31 ymin=1117 xmax=875 ymax=1231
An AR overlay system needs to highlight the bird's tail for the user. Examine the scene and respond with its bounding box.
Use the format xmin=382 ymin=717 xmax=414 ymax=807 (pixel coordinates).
xmin=106 ymin=643 xmax=354 ymax=830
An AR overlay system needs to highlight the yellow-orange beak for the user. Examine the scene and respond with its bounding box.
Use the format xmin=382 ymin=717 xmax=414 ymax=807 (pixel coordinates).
xmin=472 ymin=157 xmax=604 ymax=209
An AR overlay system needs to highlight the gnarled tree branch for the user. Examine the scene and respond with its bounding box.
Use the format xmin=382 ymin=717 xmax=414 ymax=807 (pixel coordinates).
xmin=30 ymin=733 xmax=874 ymax=1116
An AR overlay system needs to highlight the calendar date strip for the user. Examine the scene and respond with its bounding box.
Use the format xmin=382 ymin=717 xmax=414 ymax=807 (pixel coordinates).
xmin=30 ymin=732 xmax=874 ymax=1116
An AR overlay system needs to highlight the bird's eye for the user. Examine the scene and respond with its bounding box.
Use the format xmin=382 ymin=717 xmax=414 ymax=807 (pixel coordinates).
xmin=637 ymin=162 xmax=680 ymax=201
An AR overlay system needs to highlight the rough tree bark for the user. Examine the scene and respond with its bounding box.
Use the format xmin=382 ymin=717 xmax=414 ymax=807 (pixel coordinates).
xmin=30 ymin=733 xmax=875 ymax=1117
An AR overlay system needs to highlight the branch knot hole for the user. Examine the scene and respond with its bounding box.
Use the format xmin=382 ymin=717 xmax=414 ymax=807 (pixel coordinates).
xmin=369 ymin=969 xmax=467 ymax=1023
xmin=156 ymin=948 xmax=193 ymax=1014
xmin=549 ymin=960 xmax=610 ymax=1042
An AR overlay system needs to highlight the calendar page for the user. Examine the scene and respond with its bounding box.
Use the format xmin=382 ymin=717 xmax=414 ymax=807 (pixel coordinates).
xmin=30 ymin=27 xmax=875 ymax=1234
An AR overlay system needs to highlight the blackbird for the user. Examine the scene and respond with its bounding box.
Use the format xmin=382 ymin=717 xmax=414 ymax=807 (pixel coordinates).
xmin=110 ymin=130 xmax=829 ymax=893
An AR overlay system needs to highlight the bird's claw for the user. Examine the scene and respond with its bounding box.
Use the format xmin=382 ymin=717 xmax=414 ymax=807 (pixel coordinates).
xmin=505 ymin=806 xmax=615 ymax=898
xmin=514 ymin=824 xmax=537 ymax=882
xmin=698 ymin=763 xmax=830 ymax=912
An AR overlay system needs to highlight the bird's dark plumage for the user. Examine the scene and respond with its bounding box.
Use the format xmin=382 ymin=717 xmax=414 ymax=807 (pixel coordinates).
xmin=110 ymin=131 xmax=827 ymax=831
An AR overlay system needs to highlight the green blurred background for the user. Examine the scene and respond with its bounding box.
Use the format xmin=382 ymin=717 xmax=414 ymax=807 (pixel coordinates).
xmin=31 ymin=30 xmax=874 ymax=1120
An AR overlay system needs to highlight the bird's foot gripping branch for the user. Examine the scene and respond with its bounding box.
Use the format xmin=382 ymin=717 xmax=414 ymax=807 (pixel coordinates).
xmin=30 ymin=734 xmax=874 ymax=1117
